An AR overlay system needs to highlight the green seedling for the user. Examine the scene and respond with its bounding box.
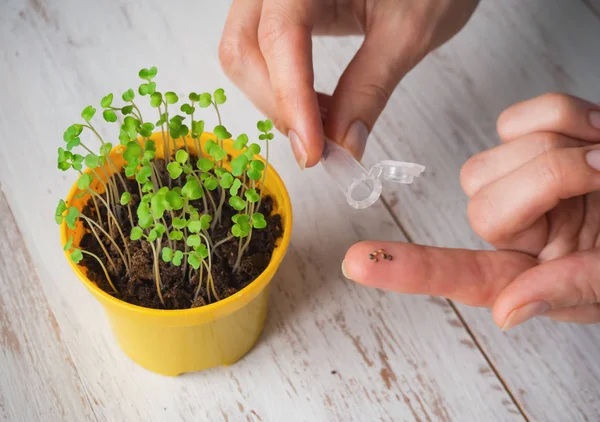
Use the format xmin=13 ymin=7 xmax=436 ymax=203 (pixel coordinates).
xmin=56 ymin=66 xmax=276 ymax=308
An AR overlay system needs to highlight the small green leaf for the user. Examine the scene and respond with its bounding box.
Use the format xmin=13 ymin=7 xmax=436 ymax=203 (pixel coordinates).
xmin=231 ymin=155 xmax=249 ymax=177
xmin=210 ymin=145 xmax=227 ymax=162
xmin=195 ymin=244 xmax=209 ymax=259
xmin=191 ymin=120 xmax=204 ymax=137
xmin=247 ymin=168 xmax=262 ymax=181
xmin=77 ymin=173 xmax=93 ymax=190
xmin=264 ymin=119 xmax=274 ymax=131
xmin=187 ymin=234 xmax=201 ymax=247
xmin=234 ymin=134 xmax=248 ymax=150
xmin=101 ymin=93 xmax=114 ymax=108
xmin=199 ymin=214 xmax=212 ymax=230
xmin=245 ymin=188 xmax=260 ymax=203
xmin=172 ymin=218 xmax=187 ymax=229
xmin=214 ymin=125 xmax=231 ymax=141
xmin=229 ymin=178 xmax=242 ymax=196
xmin=85 ymin=154 xmax=99 ymax=169
xmin=65 ymin=206 xmax=79 ymax=229
xmin=66 ymin=138 xmax=81 ymax=151
xmin=219 ymin=172 xmax=234 ymax=189
xmin=172 ymin=250 xmax=183 ymax=266
xmin=154 ymin=223 xmax=166 ymax=237
xmin=139 ymin=68 xmax=149 ymax=79
xmin=120 ymin=105 xmax=133 ymax=115
xmin=165 ymin=92 xmax=178 ymax=104
xmin=130 ymin=226 xmax=143 ymax=241
xmin=100 ymin=142 xmax=112 ymax=156
xmin=188 ymin=253 xmax=200 ymax=270
xmin=187 ymin=220 xmax=202 ymax=233
xmin=55 ymin=199 xmax=67 ymax=224
xmin=213 ymin=88 xmax=226 ymax=105
xmin=189 ymin=92 xmax=199 ymax=102
xmin=81 ymin=105 xmax=96 ymax=122
xmin=136 ymin=165 xmax=153 ymax=184
xmin=103 ymin=109 xmax=117 ymax=123
xmin=176 ymin=149 xmax=189 ymax=164
xmin=203 ymin=175 xmax=218 ymax=191
xmin=165 ymin=191 xmax=184 ymax=210
xmin=120 ymin=191 xmax=131 ymax=205
xmin=150 ymin=92 xmax=162 ymax=107
xmin=167 ymin=162 xmax=183 ymax=179
xmin=161 ymin=247 xmax=173 ymax=262
xmin=123 ymin=141 xmax=142 ymax=161
xmin=229 ymin=195 xmax=246 ymax=211
xmin=198 ymin=93 xmax=212 ymax=107
xmin=70 ymin=249 xmax=83 ymax=264
xmin=122 ymin=89 xmax=135 ymax=102
xmin=197 ymin=158 xmax=214 ymax=172
xmin=63 ymin=236 xmax=73 ymax=251
xmin=257 ymin=120 xmax=265 ymax=132
xmin=181 ymin=103 xmax=195 ymax=115
xmin=169 ymin=230 xmax=184 ymax=241
xmin=252 ymin=212 xmax=267 ymax=229
xmin=147 ymin=66 xmax=158 ymax=79
xmin=181 ymin=178 xmax=203 ymax=200
xmin=246 ymin=143 xmax=261 ymax=156
xmin=250 ymin=160 xmax=265 ymax=171
xmin=156 ymin=112 xmax=167 ymax=126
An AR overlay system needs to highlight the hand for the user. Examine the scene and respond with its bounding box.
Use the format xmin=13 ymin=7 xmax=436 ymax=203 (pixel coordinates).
xmin=342 ymin=93 xmax=600 ymax=329
xmin=219 ymin=0 xmax=479 ymax=168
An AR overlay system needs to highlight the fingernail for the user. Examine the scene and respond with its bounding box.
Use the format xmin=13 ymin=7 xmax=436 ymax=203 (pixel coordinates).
xmin=341 ymin=260 xmax=351 ymax=280
xmin=342 ymin=121 xmax=369 ymax=159
xmin=589 ymin=110 xmax=600 ymax=129
xmin=288 ymin=130 xmax=307 ymax=170
xmin=502 ymin=301 xmax=550 ymax=331
xmin=586 ymin=149 xmax=600 ymax=171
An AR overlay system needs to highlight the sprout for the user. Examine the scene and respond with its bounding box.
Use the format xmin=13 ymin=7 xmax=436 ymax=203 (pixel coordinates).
xmin=55 ymin=66 xmax=278 ymax=308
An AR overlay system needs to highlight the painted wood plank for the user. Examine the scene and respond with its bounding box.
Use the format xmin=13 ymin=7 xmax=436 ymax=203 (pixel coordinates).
xmin=0 ymin=0 xmax=523 ymax=420
xmin=311 ymin=1 xmax=600 ymax=421
xmin=0 ymin=190 xmax=96 ymax=422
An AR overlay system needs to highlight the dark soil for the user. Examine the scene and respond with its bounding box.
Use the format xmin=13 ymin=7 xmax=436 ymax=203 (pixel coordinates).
xmin=78 ymin=158 xmax=283 ymax=310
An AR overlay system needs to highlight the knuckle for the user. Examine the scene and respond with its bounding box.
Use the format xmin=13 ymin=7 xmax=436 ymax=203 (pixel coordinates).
xmin=467 ymin=195 xmax=499 ymax=243
xmin=539 ymin=132 xmax=566 ymax=152
xmin=542 ymin=92 xmax=577 ymax=127
xmin=539 ymin=149 xmax=566 ymax=189
xmin=257 ymin=12 xmax=286 ymax=53
xmin=218 ymin=34 xmax=247 ymax=79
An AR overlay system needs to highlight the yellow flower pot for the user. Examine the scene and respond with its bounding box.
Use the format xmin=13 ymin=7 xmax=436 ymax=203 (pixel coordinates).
xmin=60 ymin=133 xmax=292 ymax=376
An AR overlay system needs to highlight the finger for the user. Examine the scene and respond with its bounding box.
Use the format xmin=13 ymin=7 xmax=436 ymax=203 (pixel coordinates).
xmin=497 ymin=93 xmax=600 ymax=142
xmin=325 ymin=8 xmax=433 ymax=160
xmin=543 ymin=304 xmax=600 ymax=324
xmin=341 ymin=241 xmax=537 ymax=307
xmin=258 ymin=0 xmax=323 ymax=169
xmin=468 ymin=145 xmax=600 ymax=245
xmin=493 ymin=249 xmax=600 ymax=330
xmin=219 ymin=0 xmax=278 ymax=121
xmin=461 ymin=132 xmax=586 ymax=197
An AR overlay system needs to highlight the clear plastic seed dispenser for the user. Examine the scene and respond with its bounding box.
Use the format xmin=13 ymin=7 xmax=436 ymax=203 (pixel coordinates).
xmin=320 ymin=138 xmax=425 ymax=209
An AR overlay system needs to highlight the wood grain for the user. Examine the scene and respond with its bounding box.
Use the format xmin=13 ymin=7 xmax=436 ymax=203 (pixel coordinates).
xmin=313 ymin=1 xmax=600 ymax=421
xmin=0 ymin=190 xmax=96 ymax=422
xmin=0 ymin=0 xmax=528 ymax=421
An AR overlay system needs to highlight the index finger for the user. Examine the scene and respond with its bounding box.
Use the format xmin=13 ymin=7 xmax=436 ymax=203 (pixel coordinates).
xmin=258 ymin=0 xmax=324 ymax=168
xmin=342 ymin=241 xmax=537 ymax=307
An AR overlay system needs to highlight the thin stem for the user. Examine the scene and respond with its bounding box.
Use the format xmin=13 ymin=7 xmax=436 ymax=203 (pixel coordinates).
xmin=81 ymin=250 xmax=118 ymax=293
xmin=81 ymin=214 xmax=130 ymax=272
xmin=193 ymin=262 xmax=204 ymax=301
xmin=204 ymin=259 xmax=219 ymax=303
xmin=85 ymin=219 xmax=119 ymax=273
xmin=87 ymin=189 xmax=132 ymax=266
xmin=256 ymin=140 xmax=269 ymax=213
xmin=212 ymin=234 xmax=234 ymax=251
xmin=130 ymin=101 xmax=144 ymax=124
xmin=149 ymin=240 xmax=165 ymax=306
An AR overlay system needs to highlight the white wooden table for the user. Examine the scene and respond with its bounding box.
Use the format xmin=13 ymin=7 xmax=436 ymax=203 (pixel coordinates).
xmin=1 ymin=1 xmax=599 ymax=421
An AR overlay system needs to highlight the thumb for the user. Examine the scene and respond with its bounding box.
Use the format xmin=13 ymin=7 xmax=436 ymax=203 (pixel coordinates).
xmin=325 ymin=12 xmax=431 ymax=160
xmin=493 ymin=249 xmax=600 ymax=330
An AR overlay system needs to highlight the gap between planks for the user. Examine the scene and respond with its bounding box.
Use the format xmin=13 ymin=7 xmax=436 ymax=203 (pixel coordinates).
xmin=0 ymin=185 xmax=100 ymax=422
xmin=378 ymin=194 xmax=530 ymax=421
